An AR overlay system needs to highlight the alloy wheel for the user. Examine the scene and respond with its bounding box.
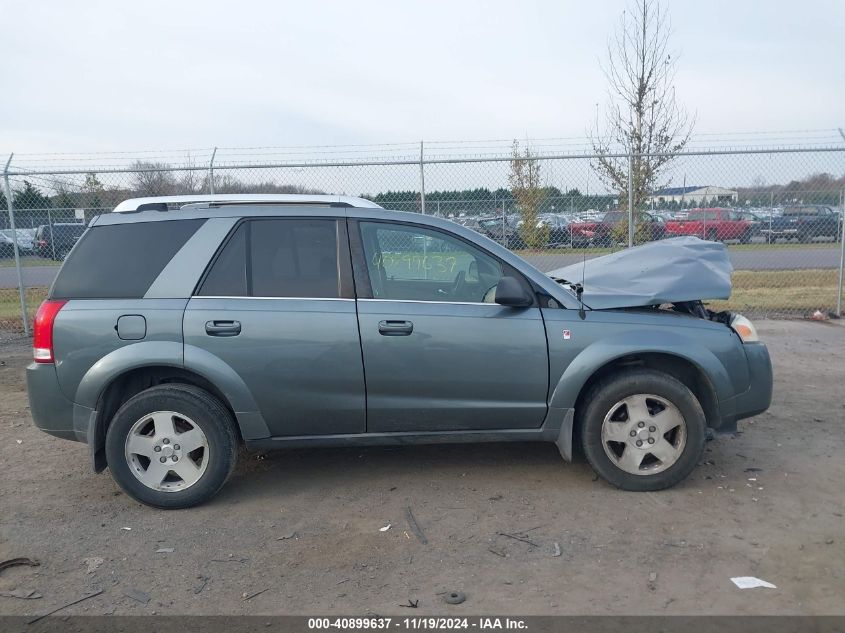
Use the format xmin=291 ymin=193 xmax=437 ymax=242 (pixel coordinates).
xmin=124 ymin=411 xmax=209 ymax=492
xmin=600 ymin=394 xmax=687 ymax=475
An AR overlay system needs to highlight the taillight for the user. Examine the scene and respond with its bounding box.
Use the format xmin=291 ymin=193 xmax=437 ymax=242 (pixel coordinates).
xmin=33 ymin=300 xmax=67 ymax=363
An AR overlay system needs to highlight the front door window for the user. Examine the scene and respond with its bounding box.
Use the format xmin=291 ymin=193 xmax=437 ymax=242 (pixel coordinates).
xmin=359 ymin=221 xmax=504 ymax=303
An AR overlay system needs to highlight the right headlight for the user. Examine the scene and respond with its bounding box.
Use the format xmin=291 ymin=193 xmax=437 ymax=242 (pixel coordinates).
xmin=730 ymin=313 xmax=759 ymax=343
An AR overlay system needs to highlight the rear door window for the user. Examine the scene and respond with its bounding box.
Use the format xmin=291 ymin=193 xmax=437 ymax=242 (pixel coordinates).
xmin=51 ymin=219 xmax=205 ymax=299
xmin=197 ymin=223 xmax=247 ymax=296
xmin=197 ymin=218 xmax=341 ymax=298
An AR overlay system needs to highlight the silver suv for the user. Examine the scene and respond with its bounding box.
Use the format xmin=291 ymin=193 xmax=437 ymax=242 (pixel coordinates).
xmin=27 ymin=195 xmax=772 ymax=508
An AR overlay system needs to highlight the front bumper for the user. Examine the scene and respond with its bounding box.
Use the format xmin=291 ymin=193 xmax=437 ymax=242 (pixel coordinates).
xmin=716 ymin=342 xmax=773 ymax=432
xmin=26 ymin=362 xmax=92 ymax=443
xmin=733 ymin=342 xmax=773 ymax=420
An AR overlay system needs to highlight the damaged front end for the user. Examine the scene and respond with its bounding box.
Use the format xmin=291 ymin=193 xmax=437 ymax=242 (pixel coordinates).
xmin=548 ymin=236 xmax=758 ymax=342
xmin=548 ymin=236 xmax=733 ymax=310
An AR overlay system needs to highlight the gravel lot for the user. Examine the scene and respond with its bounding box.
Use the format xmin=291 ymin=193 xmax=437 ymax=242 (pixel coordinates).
xmin=0 ymin=320 xmax=843 ymax=617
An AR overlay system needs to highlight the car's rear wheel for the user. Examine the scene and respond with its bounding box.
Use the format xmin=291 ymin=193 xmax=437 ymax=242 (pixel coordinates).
xmin=739 ymin=229 xmax=752 ymax=244
xmin=579 ymin=369 xmax=706 ymax=491
xmin=105 ymin=384 xmax=238 ymax=508
xmin=706 ymin=228 xmax=718 ymax=241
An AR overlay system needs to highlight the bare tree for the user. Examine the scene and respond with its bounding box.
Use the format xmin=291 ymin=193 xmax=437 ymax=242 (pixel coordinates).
xmin=509 ymin=140 xmax=548 ymax=249
xmin=591 ymin=0 xmax=694 ymax=212
xmin=179 ymin=153 xmax=203 ymax=195
xmin=130 ymin=161 xmax=178 ymax=196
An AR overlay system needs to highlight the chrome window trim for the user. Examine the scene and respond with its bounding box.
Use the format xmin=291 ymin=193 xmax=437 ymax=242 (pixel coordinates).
xmin=358 ymin=298 xmax=504 ymax=307
xmin=192 ymin=296 xmax=354 ymax=301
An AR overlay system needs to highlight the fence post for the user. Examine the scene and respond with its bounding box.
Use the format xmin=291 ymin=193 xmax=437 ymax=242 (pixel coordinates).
xmin=208 ymin=146 xmax=217 ymax=195
xmin=769 ymin=191 xmax=774 ymax=239
xmin=627 ymin=152 xmax=634 ymax=247
xmin=502 ymin=200 xmax=508 ymax=249
xmin=47 ymin=208 xmax=56 ymax=260
xmin=419 ymin=141 xmax=426 ymax=215
xmin=836 ymin=187 xmax=845 ymax=316
xmin=3 ymin=154 xmax=30 ymax=336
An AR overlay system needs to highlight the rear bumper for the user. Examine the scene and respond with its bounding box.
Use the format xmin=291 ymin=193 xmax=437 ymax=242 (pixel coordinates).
xmin=26 ymin=362 xmax=92 ymax=443
xmin=760 ymin=228 xmax=797 ymax=236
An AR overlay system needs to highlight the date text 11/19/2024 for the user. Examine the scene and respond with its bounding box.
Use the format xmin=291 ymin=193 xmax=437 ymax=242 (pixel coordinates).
xmin=307 ymin=617 xmax=528 ymax=630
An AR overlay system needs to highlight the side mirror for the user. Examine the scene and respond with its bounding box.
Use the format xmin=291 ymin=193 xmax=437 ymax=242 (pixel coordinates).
xmin=494 ymin=276 xmax=533 ymax=307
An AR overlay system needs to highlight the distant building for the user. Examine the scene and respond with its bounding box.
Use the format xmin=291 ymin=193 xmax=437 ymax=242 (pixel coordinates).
xmin=650 ymin=185 xmax=738 ymax=205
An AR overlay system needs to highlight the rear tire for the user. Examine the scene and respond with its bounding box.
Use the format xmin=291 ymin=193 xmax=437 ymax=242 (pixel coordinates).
xmin=706 ymin=229 xmax=718 ymax=242
xmin=579 ymin=369 xmax=706 ymax=491
xmin=105 ymin=384 xmax=239 ymax=509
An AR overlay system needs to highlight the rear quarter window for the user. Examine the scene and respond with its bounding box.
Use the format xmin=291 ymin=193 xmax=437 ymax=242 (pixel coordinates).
xmin=50 ymin=219 xmax=205 ymax=299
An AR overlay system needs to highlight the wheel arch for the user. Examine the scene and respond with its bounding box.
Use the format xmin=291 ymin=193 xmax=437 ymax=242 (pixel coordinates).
xmin=570 ymin=352 xmax=721 ymax=433
xmin=86 ymin=343 xmax=270 ymax=473
xmin=550 ymin=339 xmax=729 ymax=432
xmin=89 ymin=365 xmax=242 ymax=473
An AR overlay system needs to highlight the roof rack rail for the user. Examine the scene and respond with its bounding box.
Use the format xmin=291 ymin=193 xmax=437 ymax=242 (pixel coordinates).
xmin=113 ymin=194 xmax=382 ymax=213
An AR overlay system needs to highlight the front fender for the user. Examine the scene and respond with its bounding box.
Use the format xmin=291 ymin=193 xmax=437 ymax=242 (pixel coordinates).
xmin=548 ymin=328 xmax=735 ymax=411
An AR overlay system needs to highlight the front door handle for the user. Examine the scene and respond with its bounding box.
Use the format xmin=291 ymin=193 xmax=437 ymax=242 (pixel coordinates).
xmin=378 ymin=320 xmax=413 ymax=336
xmin=205 ymin=320 xmax=241 ymax=337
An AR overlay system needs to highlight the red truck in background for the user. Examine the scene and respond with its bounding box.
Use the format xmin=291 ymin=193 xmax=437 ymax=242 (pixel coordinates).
xmin=664 ymin=208 xmax=753 ymax=243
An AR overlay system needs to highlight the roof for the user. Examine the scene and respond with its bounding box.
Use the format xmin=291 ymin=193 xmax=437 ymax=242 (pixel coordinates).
xmin=653 ymin=186 xmax=706 ymax=196
xmin=653 ymin=185 xmax=738 ymax=196
xmin=112 ymin=194 xmax=382 ymax=213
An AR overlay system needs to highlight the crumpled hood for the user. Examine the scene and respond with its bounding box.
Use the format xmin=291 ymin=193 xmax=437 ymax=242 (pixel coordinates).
xmin=547 ymin=236 xmax=733 ymax=309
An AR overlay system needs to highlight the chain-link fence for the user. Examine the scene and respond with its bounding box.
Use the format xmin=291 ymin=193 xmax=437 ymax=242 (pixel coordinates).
xmin=2 ymin=142 xmax=844 ymax=332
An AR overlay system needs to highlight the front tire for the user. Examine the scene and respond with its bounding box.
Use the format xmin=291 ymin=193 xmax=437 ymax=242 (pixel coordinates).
xmin=105 ymin=384 xmax=239 ymax=509
xmin=579 ymin=369 xmax=706 ymax=491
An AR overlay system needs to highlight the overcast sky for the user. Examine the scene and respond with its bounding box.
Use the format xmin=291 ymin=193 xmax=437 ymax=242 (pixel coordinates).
xmin=1 ymin=0 xmax=843 ymax=156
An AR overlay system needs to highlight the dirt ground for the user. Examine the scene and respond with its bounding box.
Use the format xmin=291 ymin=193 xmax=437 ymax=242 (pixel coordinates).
xmin=0 ymin=320 xmax=843 ymax=617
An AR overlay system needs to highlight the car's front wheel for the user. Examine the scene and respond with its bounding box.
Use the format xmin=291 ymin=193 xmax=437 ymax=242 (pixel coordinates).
xmin=579 ymin=369 xmax=706 ymax=491
xmin=105 ymin=384 xmax=239 ymax=508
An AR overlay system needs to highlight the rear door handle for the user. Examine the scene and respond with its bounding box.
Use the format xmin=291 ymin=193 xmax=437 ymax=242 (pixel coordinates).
xmin=205 ymin=320 xmax=241 ymax=337
xmin=378 ymin=320 xmax=413 ymax=336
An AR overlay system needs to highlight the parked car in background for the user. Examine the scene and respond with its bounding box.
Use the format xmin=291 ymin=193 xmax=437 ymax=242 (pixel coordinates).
xmin=592 ymin=211 xmax=666 ymax=246
xmin=759 ymin=205 xmax=842 ymax=243
xmin=664 ymin=208 xmax=752 ymax=243
xmin=568 ymin=216 xmax=603 ymax=247
xmin=569 ymin=211 xmax=666 ymax=248
xmin=735 ymin=211 xmax=763 ymax=239
xmin=27 ymin=194 xmax=772 ymax=508
xmin=451 ymin=217 xmax=483 ymax=233
xmin=477 ymin=215 xmax=525 ymax=249
xmin=537 ymin=213 xmax=572 ymax=247
xmin=35 ymin=223 xmax=87 ymax=260
xmin=0 ymin=228 xmax=36 ymax=257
